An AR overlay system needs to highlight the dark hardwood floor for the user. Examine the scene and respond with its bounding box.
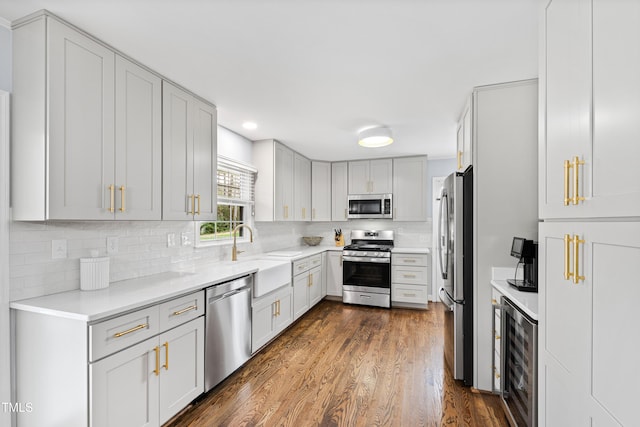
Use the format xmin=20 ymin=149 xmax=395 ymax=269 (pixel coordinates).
xmin=166 ymin=300 xmax=508 ymax=427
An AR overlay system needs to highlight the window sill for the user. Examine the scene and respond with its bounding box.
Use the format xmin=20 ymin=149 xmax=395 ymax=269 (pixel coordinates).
xmin=195 ymin=238 xmax=251 ymax=249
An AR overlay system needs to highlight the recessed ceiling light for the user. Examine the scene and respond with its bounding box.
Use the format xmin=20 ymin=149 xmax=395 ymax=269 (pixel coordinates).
xmin=358 ymin=126 xmax=393 ymax=148
xmin=242 ymin=121 xmax=257 ymax=130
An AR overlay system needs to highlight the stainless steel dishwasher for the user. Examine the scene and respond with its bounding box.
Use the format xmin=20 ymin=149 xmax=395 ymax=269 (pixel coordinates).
xmin=204 ymin=274 xmax=252 ymax=392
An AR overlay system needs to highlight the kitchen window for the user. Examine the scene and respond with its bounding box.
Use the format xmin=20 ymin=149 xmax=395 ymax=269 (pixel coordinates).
xmin=197 ymin=156 xmax=256 ymax=246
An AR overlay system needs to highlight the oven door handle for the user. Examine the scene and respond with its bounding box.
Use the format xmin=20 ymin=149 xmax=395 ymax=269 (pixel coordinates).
xmin=342 ymin=256 xmax=390 ymax=264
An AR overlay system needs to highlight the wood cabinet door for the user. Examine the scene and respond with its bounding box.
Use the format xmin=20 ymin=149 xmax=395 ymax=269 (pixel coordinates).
xmin=331 ymin=162 xmax=348 ymax=221
xmin=369 ymin=159 xmax=393 ymax=194
xmin=311 ymin=161 xmax=331 ymax=221
xmin=48 ymin=18 xmax=115 ymax=220
xmin=274 ymin=143 xmax=294 ymax=221
xmin=192 ymin=98 xmax=217 ymax=221
xmin=90 ymin=338 xmax=159 ymax=427
xmin=114 ymin=56 xmax=162 ymax=220
xmin=162 ymin=81 xmax=194 ymax=220
xmin=326 ymin=252 xmax=343 ymax=297
xmin=393 ymin=156 xmax=428 ymax=221
xmin=293 ymin=153 xmax=311 ymax=221
xmin=159 ymin=317 xmax=204 ymax=425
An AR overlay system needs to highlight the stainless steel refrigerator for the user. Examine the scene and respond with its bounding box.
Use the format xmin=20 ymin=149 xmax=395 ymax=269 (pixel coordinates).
xmin=437 ymin=166 xmax=473 ymax=386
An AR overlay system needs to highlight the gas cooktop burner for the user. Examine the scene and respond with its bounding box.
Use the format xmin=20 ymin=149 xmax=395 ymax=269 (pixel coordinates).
xmin=344 ymin=243 xmax=393 ymax=251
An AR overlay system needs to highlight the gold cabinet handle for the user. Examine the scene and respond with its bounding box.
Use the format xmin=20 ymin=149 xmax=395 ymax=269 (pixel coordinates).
xmin=344 ymin=208 xmax=347 ymax=220
xmin=173 ymin=305 xmax=197 ymax=316
xmin=491 ymin=298 xmax=497 ymax=304
xmin=495 ymin=334 xmax=501 ymax=340
xmin=196 ymin=194 xmax=201 ymax=215
xmin=563 ymin=160 xmax=572 ymax=206
xmin=153 ymin=345 xmax=160 ymax=376
xmin=404 ymin=259 xmax=417 ymax=263
xmin=572 ymin=156 xmax=585 ymax=205
xmin=495 ymin=372 xmax=501 ymax=379
xmin=114 ymin=323 xmax=148 ymax=338
xmin=276 ymin=299 xmax=281 ymax=316
xmin=340 ymin=255 xmax=343 ymax=267
xmin=457 ymin=151 xmax=463 ymax=170
xmin=108 ymin=185 xmax=115 ymax=213
xmin=573 ymin=234 xmax=585 ymax=284
xmin=564 ymin=234 xmax=573 ymax=281
xmin=403 ymin=293 xmax=417 ymax=297
xmin=312 ymin=208 xmax=316 ymax=220
xmin=119 ymin=186 xmax=126 ymax=212
xmin=163 ymin=342 xmax=169 ymax=371
xmin=187 ymin=194 xmax=195 ymax=215
xmin=403 ymin=274 xmax=417 ymax=279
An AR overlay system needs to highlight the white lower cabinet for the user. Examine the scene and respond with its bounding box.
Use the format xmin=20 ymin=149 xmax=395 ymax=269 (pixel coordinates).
xmin=251 ymin=285 xmax=293 ymax=353
xmin=326 ymin=251 xmax=343 ymax=297
xmin=391 ymin=253 xmax=430 ymax=309
xmin=539 ymin=221 xmax=640 ymax=426
xmin=292 ymin=255 xmax=323 ymax=320
xmin=90 ymin=317 xmax=204 ymax=427
xmin=13 ymin=291 xmax=205 ymax=427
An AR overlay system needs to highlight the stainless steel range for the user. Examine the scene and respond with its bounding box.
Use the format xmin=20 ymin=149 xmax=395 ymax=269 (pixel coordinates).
xmin=342 ymin=230 xmax=393 ymax=308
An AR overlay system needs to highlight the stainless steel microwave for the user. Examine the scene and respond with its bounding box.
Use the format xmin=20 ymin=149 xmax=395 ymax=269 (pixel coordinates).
xmin=347 ymin=194 xmax=393 ymax=219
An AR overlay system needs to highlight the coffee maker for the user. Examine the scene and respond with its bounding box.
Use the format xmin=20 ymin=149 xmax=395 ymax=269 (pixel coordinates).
xmin=507 ymin=237 xmax=538 ymax=292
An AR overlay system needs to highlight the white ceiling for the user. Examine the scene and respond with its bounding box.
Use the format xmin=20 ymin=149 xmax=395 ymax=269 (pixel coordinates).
xmin=0 ymin=0 xmax=539 ymax=162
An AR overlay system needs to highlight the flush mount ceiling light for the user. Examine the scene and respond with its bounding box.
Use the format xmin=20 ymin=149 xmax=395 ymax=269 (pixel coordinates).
xmin=358 ymin=126 xmax=394 ymax=148
xmin=242 ymin=121 xmax=258 ymax=130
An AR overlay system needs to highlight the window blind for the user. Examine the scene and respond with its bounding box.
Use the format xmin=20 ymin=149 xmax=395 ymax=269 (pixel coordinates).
xmin=216 ymin=156 xmax=256 ymax=205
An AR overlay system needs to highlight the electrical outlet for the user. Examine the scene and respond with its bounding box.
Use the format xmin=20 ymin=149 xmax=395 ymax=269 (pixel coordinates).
xmin=181 ymin=232 xmax=192 ymax=247
xmin=107 ymin=237 xmax=119 ymax=254
xmin=167 ymin=233 xmax=176 ymax=248
xmin=51 ymin=239 xmax=67 ymax=259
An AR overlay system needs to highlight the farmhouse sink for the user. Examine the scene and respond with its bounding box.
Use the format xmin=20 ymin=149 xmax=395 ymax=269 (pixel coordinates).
xmin=243 ymin=258 xmax=291 ymax=298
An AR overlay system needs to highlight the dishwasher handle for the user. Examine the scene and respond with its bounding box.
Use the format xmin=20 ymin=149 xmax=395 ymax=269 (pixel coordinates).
xmin=208 ymin=287 xmax=249 ymax=305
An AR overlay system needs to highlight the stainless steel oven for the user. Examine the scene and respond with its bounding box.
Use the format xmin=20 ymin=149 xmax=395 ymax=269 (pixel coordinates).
xmin=502 ymin=297 xmax=538 ymax=427
xmin=342 ymin=230 xmax=393 ymax=308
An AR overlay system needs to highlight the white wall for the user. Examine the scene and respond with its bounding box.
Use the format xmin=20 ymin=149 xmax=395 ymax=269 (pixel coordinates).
xmin=0 ymin=21 xmax=10 ymax=92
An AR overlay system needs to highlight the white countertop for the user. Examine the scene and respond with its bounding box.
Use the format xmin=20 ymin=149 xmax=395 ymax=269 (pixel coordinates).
xmin=491 ymin=280 xmax=538 ymax=321
xmin=9 ymin=246 xmax=340 ymax=323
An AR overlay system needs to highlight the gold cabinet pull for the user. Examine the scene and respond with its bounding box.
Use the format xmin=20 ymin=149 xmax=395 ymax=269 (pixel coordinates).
xmin=495 ymin=334 xmax=501 ymax=340
xmin=163 ymin=342 xmax=169 ymax=371
xmin=312 ymin=208 xmax=316 ymax=219
xmin=173 ymin=305 xmax=197 ymax=316
xmin=573 ymin=234 xmax=585 ymax=284
xmin=340 ymin=255 xmax=343 ymax=267
xmin=108 ymin=185 xmax=115 ymax=213
xmin=572 ymin=156 xmax=585 ymax=205
xmin=114 ymin=323 xmax=148 ymax=338
xmin=403 ymin=274 xmax=417 ymax=279
xmin=344 ymin=208 xmax=347 ymax=220
xmin=153 ymin=345 xmax=160 ymax=376
xmin=119 ymin=186 xmax=126 ymax=212
xmin=403 ymin=293 xmax=417 ymax=297
xmin=491 ymin=298 xmax=497 ymax=304
xmin=196 ymin=194 xmax=201 ymax=215
xmin=457 ymin=151 xmax=463 ymax=170
xmin=563 ymin=160 xmax=572 ymax=206
xmin=404 ymin=259 xmax=417 ymax=263
xmin=564 ymin=234 xmax=573 ymax=281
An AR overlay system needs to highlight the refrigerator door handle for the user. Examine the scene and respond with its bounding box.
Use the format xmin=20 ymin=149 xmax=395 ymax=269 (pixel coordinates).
xmin=439 ymin=287 xmax=464 ymax=307
xmin=438 ymin=193 xmax=449 ymax=280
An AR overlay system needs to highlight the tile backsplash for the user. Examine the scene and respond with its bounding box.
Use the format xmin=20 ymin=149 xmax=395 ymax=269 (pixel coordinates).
xmin=9 ymin=219 xmax=431 ymax=301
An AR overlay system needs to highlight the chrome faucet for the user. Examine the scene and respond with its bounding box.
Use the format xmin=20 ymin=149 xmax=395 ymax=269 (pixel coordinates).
xmin=231 ymin=224 xmax=254 ymax=261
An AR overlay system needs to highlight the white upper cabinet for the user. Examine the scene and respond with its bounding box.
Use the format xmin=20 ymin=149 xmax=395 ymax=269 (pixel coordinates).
xmin=331 ymin=162 xmax=348 ymax=221
xmin=348 ymin=159 xmax=393 ymax=194
xmin=162 ymin=81 xmax=217 ymax=220
xmin=274 ymin=143 xmax=294 ymax=221
xmin=541 ymin=0 xmax=640 ymax=219
xmin=393 ymin=156 xmax=428 ymax=221
xmin=13 ymin=15 xmax=117 ymax=220
xmin=253 ymin=140 xmax=315 ymax=222
xmin=294 ymin=153 xmax=311 ymax=221
xmin=311 ymin=161 xmax=331 ymax=221
xmin=114 ymin=56 xmax=162 ymax=220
